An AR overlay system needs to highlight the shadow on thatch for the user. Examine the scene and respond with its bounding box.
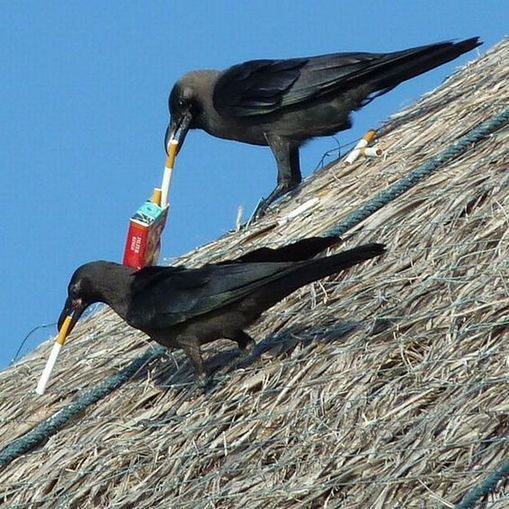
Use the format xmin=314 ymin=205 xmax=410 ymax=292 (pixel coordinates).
xmin=139 ymin=320 xmax=362 ymax=393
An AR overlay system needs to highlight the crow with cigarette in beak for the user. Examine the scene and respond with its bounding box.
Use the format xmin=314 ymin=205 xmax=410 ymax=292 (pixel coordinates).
xmin=58 ymin=237 xmax=385 ymax=386
xmin=166 ymin=38 xmax=481 ymax=218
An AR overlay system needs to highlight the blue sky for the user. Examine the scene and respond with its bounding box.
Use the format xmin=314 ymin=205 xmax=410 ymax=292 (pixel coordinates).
xmin=1 ymin=1 xmax=506 ymax=369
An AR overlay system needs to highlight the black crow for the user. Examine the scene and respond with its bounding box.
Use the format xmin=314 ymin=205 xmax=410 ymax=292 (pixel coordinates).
xmin=58 ymin=237 xmax=385 ymax=384
xmin=166 ymin=38 xmax=480 ymax=217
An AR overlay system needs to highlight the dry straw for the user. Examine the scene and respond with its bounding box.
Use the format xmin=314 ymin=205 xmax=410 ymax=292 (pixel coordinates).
xmin=0 ymin=39 xmax=507 ymax=508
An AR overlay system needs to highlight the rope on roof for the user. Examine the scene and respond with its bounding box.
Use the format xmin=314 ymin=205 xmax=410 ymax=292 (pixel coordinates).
xmin=0 ymin=107 xmax=507 ymax=483
xmin=324 ymin=106 xmax=509 ymax=238
xmin=454 ymin=457 xmax=509 ymax=509
xmin=0 ymin=346 xmax=166 ymax=469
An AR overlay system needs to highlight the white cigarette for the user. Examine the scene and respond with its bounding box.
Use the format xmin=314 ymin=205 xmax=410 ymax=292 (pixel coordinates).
xmin=36 ymin=342 xmax=62 ymax=395
xmin=161 ymin=139 xmax=178 ymax=207
xmin=345 ymin=129 xmax=377 ymax=164
xmin=344 ymin=149 xmax=361 ymax=164
xmin=36 ymin=314 xmax=72 ymax=395
xmin=278 ymin=197 xmax=319 ymax=225
xmin=235 ymin=205 xmax=244 ymax=231
xmin=359 ymin=146 xmax=383 ymax=158
xmin=160 ymin=166 xmax=174 ymax=208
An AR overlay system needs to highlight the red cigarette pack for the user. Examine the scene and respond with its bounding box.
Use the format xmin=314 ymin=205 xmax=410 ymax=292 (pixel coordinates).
xmin=123 ymin=201 xmax=169 ymax=270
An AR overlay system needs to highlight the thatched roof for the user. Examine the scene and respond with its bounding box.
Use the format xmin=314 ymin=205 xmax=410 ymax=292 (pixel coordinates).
xmin=1 ymin=39 xmax=508 ymax=508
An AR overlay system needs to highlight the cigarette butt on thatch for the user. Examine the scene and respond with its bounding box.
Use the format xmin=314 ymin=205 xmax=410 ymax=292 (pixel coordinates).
xmin=344 ymin=144 xmax=383 ymax=164
xmin=344 ymin=129 xmax=381 ymax=164
xmin=235 ymin=205 xmax=244 ymax=231
xmin=359 ymin=146 xmax=384 ymax=158
xmin=278 ymin=197 xmax=320 ymax=225
xmin=35 ymin=315 xmax=72 ymax=395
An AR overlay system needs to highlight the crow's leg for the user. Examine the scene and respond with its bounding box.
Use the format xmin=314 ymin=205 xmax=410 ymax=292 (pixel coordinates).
xmin=254 ymin=136 xmax=301 ymax=219
xmin=231 ymin=330 xmax=256 ymax=355
xmin=180 ymin=340 xmax=208 ymax=387
xmin=215 ymin=330 xmax=256 ymax=377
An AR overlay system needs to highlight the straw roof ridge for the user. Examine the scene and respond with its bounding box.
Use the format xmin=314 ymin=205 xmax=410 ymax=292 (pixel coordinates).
xmin=0 ymin=38 xmax=508 ymax=508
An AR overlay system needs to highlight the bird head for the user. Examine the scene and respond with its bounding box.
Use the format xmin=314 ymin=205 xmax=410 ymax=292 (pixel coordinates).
xmin=58 ymin=262 xmax=112 ymax=335
xmin=165 ymin=81 xmax=197 ymax=155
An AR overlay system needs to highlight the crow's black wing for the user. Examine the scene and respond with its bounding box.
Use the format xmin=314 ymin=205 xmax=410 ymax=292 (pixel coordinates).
xmin=213 ymin=58 xmax=308 ymax=116
xmin=131 ymin=265 xmax=187 ymax=294
xmin=213 ymin=53 xmax=381 ymax=116
xmin=127 ymin=262 xmax=294 ymax=330
xmin=213 ymin=39 xmax=481 ymax=117
xmin=223 ymin=236 xmax=339 ymax=264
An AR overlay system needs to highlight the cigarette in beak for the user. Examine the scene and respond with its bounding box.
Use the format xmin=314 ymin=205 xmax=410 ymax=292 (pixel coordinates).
xmin=35 ymin=315 xmax=73 ymax=395
xmin=160 ymin=138 xmax=179 ymax=208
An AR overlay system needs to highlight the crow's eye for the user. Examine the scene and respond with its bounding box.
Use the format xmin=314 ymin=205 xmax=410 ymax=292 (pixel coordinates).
xmin=69 ymin=283 xmax=81 ymax=299
xmin=178 ymin=99 xmax=186 ymax=109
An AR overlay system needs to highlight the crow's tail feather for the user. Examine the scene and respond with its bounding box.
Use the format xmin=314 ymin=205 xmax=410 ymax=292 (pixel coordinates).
xmin=230 ymin=235 xmax=340 ymax=264
xmin=259 ymin=242 xmax=386 ymax=308
xmin=366 ymin=38 xmax=481 ymax=99
xmin=297 ymin=243 xmax=386 ymax=285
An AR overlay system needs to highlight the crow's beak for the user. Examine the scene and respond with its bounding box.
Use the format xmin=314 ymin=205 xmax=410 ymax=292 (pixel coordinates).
xmin=57 ymin=296 xmax=87 ymax=340
xmin=165 ymin=111 xmax=192 ymax=155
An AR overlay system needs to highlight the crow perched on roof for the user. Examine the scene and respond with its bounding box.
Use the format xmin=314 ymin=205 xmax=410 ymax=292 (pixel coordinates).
xmin=58 ymin=237 xmax=385 ymax=385
xmin=166 ymin=38 xmax=481 ymax=217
